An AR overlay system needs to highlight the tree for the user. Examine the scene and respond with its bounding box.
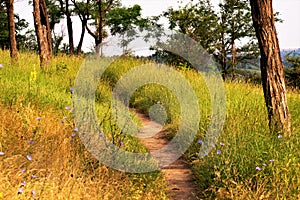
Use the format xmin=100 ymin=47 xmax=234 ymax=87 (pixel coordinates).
xmin=163 ymin=0 xmax=259 ymax=76
xmin=164 ymin=0 xmax=219 ymax=54
xmin=72 ymin=0 xmax=119 ymax=56
xmin=33 ymin=0 xmax=52 ymax=68
xmin=107 ymin=4 xmax=148 ymax=54
xmin=58 ymin=0 xmax=74 ymax=55
xmin=250 ymin=0 xmax=291 ymax=134
xmin=5 ymin=0 xmax=18 ymax=61
xmin=218 ymin=0 xmax=259 ymax=74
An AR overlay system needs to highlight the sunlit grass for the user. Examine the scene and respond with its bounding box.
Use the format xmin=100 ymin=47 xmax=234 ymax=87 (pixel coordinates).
xmin=0 ymin=50 xmax=168 ymax=199
xmin=1 ymin=49 xmax=299 ymax=199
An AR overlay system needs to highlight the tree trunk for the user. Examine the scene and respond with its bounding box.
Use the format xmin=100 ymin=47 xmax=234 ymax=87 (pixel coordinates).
xmin=6 ymin=0 xmax=18 ymax=62
xmin=250 ymin=0 xmax=291 ymax=135
xmin=66 ymin=0 xmax=74 ymax=55
xmin=33 ymin=0 xmax=52 ymax=68
xmin=96 ymin=0 xmax=103 ymax=57
xmin=39 ymin=0 xmax=52 ymax=56
xmin=230 ymin=38 xmax=236 ymax=72
xmin=77 ymin=18 xmax=86 ymax=56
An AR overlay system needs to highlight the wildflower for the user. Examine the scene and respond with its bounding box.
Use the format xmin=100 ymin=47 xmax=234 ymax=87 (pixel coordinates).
xmin=99 ymin=133 xmax=103 ymax=138
xmin=197 ymin=140 xmax=203 ymax=145
xmin=21 ymin=181 xmax=26 ymax=186
xmin=74 ymin=127 xmax=78 ymax=132
xmin=256 ymin=166 xmax=262 ymax=171
xmin=65 ymin=106 xmax=70 ymax=110
xmin=70 ymin=87 xmax=74 ymax=92
xmin=120 ymin=141 xmax=124 ymax=146
xmin=217 ymin=150 xmax=221 ymax=155
xmin=269 ymin=159 xmax=274 ymax=163
xmin=262 ymin=163 xmax=267 ymax=167
xmin=36 ymin=117 xmax=41 ymax=121
xmin=31 ymin=175 xmax=37 ymax=179
xmin=31 ymin=190 xmax=36 ymax=195
xmin=0 ymin=152 xmax=4 ymax=156
xmin=18 ymin=188 xmax=24 ymax=194
xmin=203 ymin=153 xmax=208 ymax=157
xmin=26 ymin=155 xmax=32 ymax=161
xmin=21 ymin=169 xmax=26 ymax=173
xmin=211 ymin=144 xmax=215 ymax=148
xmin=71 ymin=133 xmax=76 ymax=138
xmin=278 ymin=134 xmax=283 ymax=139
xmin=0 ymin=64 xmax=3 ymax=68
xmin=29 ymin=140 xmax=34 ymax=145
xmin=220 ymin=142 xmax=225 ymax=147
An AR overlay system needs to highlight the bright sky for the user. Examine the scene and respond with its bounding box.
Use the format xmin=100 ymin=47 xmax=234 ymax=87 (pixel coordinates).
xmin=14 ymin=0 xmax=300 ymax=51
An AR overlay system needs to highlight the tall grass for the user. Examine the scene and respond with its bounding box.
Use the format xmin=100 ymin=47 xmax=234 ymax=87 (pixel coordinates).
xmin=115 ymin=62 xmax=300 ymax=199
xmin=1 ymin=50 xmax=299 ymax=199
xmin=0 ymin=51 xmax=168 ymax=199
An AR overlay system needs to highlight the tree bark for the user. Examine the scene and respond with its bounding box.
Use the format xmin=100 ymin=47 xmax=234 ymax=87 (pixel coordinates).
xmin=33 ymin=0 xmax=52 ymax=68
xmin=77 ymin=17 xmax=86 ymax=56
xmin=6 ymin=0 xmax=18 ymax=62
xmin=250 ymin=0 xmax=291 ymax=134
xmin=66 ymin=0 xmax=74 ymax=55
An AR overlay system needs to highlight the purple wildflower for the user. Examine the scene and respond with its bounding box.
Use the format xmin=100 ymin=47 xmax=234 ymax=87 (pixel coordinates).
xmin=21 ymin=181 xmax=26 ymax=186
xmin=21 ymin=169 xmax=26 ymax=173
xmin=99 ymin=133 xmax=103 ymax=138
xmin=36 ymin=117 xmax=41 ymax=121
xmin=29 ymin=140 xmax=34 ymax=145
xmin=71 ymin=133 xmax=76 ymax=138
xmin=197 ymin=140 xmax=203 ymax=145
xmin=0 ymin=64 xmax=3 ymax=68
xmin=31 ymin=190 xmax=36 ymax=195
xmin=74 ymin=127 xmax=78 ymax=132
xmin=18 ymin=188 xmax=24 ymax=194
xmin=203 ymin=153 xmax=208 ymax=157
xmin=278 ymin=134 xmax=283 ymax=139
xmin=26 ymin=155 xmax=32 ymax=161
xmin=217 ymin=150 xmax=221 ymax=155
xmin=120 ymin=141 xmax=124 ymax=146
xmin=269 ymin=159 xmax=274 ymax=163
xmin=256 ymin=166 xmax=262 ymax=171
xmin=220 ymin=142 xmax=225 ymax=147
xmin=65 ymin=106 xmax=70 ymax=110
xmin=0 ymin=152 xmax=4 ymax=156
xmin=31 ymin=175 xmax=37 ymax=179
xmin=262 ymin=163 xmax=267 ymax=167
xmin=70 ymin=87 xmax=74 ymax=92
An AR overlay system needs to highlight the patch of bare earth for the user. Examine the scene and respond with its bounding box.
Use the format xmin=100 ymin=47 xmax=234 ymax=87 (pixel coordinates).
xmin=135 ymin=111 xmax=198 ymax=200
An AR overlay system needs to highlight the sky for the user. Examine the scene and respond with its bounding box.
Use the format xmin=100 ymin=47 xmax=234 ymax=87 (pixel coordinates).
xmin=14 ymin=0 xmax=300 ymax=51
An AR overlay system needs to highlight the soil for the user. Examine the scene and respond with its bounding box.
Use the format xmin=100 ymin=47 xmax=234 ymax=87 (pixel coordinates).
xmin=135 ymin=111 xmax=199 ymax=200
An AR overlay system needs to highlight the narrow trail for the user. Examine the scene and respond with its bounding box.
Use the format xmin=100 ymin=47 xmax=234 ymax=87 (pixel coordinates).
xmin=135 ymin=111 xmax=198 ymax=200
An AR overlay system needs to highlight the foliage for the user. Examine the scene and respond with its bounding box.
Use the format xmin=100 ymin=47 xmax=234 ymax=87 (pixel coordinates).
xmin=0 ymin=2 xmax=34 ymax=51
xmin=284 ymin=52 xmax=300 ymax=89
xmin=162 ymin=0 xmax=260 ymax=75
xmin=107 ymin=4 xmax=149 ymax=53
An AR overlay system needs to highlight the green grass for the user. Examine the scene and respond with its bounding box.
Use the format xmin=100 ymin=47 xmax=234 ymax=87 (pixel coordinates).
xmin=0 ymin=50 xmax=299 ymax=199
xmin=109 ymin=61 xmax=300 ymax=199
xmin=0 ymin=50 xmax=168 ymax=199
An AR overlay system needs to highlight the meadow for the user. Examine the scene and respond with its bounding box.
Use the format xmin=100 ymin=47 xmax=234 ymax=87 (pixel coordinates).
xmin=0 ymin=50 xmax=299 ymax=199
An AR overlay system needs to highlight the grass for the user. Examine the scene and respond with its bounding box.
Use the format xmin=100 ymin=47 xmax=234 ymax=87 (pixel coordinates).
xmin=0 ymin=50 xmax=168 ymax=199
xmin=0 ymin=50 xmax=300 ymax=199
xmin=109 ymin=60 xmax=300 ymax=199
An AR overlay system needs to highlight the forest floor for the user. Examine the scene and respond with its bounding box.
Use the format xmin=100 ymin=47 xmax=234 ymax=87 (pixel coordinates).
xmin=135 ymin=111 xmax=199 ymax=200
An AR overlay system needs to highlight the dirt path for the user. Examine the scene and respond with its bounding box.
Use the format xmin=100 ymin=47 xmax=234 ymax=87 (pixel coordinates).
xmin=135 ymin=111 xmax=198 ymax=200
